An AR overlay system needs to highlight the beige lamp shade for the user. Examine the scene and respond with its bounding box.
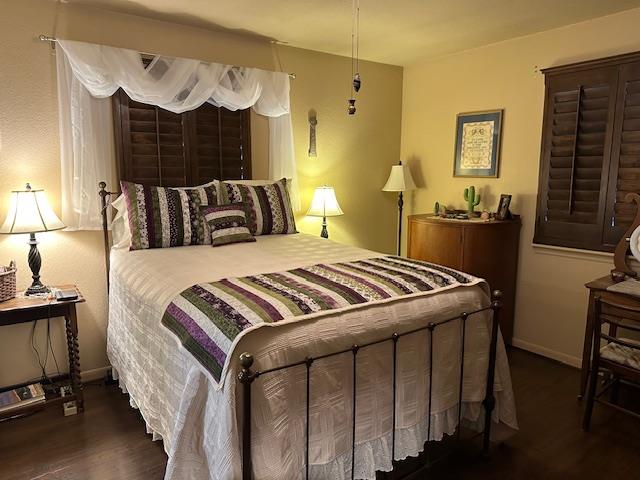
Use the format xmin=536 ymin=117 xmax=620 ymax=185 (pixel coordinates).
xmin=307 ymin=186 xmax=344 ymax=217
xmin=0 ymin=185 xmax=65 ymax=234
xmin=382 ymin=163 xmax=416 ymax=192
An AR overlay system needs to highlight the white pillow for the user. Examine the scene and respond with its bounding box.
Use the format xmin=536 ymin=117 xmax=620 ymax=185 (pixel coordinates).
xmin=110 ymin=194 xmax=131 ymax=249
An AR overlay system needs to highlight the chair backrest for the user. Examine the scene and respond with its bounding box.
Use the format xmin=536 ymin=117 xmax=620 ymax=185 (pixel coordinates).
xmin=594 ymin=296 xmax=640 ymax=370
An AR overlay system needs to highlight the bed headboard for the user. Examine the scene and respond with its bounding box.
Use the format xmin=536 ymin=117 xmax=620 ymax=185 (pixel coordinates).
xmin=100 ymin=93 xmax=254 ymax=291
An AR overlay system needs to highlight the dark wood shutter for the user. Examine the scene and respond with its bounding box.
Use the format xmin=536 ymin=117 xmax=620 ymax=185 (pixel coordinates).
xmin=113 ymin=89 xmax=251 ymax=187
xmin=602 ymin=61 xmax=640 ymax=247
xmin=220 ymin=107 xmax=251 ymax=179
xmin=187 ymin=103 xmax=252 ymax=183
xmin=534 ymin=67 xmax=618 ymax=250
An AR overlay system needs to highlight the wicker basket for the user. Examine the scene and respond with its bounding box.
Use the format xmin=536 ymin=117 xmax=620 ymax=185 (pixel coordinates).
xmin=0 ymin=262 xmax=17 ymax=303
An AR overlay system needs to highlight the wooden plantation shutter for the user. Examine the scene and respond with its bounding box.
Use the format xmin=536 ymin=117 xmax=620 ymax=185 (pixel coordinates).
xmin=112 ymin=95 xmax=188 ymax=186
xmin=534 ymin=51 xmax=640 ymax=252
xmin=534 ymin=67 xmax=618 ymax=250
xmin=602 ymin=61 xmax=640 ymax=247
xmin=187 ymin=103 xmax=252 ymax=182
xmin=220 ymin=107 xmax=251 ymax=179
xmin=113 ymin=89 xmax=251 ymax=187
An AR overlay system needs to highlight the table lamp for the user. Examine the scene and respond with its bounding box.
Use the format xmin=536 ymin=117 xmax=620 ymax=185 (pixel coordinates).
xmin=0 ymin=184 xmax=65 ymax=295
xmin=307 ymin=186 xmax=344 ymax=239
xmin=383 ymin=161 xmax=416 ymax=256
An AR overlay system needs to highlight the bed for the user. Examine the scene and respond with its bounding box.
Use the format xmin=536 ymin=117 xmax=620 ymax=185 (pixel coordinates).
xmin=105 ymin=229 xmax=517 ymax=480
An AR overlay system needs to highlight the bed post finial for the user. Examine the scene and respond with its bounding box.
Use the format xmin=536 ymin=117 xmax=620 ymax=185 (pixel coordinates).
xmin=491 ymin=290 xmax=503 ymax=309
xmin=239 ymin=352 xmax=254 ymax=372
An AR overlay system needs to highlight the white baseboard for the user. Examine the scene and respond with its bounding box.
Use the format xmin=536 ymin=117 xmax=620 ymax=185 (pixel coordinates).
xmin=511 ymin=337 xmax=582 ymax=368
xmin=81 ymin=365 xmax=111 ymax=382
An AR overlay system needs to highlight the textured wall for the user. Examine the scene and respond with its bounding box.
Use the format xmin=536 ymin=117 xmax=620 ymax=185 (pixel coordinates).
xmin=0 ymin=0 xmax=402 ymax=386
xmin=401 ymin=8 xmax=640 ymax=366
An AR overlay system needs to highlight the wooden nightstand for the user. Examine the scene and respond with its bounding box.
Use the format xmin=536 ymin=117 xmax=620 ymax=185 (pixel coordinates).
xmin=0 ymin=285 xmax=85 ymax=420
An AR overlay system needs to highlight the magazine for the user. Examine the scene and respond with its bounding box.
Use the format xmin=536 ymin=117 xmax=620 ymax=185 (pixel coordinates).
xmin=0 ymin=383 xmax=45 ymax=413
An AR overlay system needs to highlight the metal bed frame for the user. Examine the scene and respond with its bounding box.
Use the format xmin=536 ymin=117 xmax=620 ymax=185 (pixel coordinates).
xmin=99 ymin=182 xmax=502 ymax=480
xmin=237 ymin=294 xmax=501 ymax=480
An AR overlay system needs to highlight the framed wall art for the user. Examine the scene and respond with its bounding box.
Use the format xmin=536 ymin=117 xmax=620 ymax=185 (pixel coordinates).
xmin=453 ymin=110 xmax=503 ymax=178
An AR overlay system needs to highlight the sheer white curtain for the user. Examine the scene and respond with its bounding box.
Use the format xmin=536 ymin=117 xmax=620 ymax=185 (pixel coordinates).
xmin=56 ymin=39 xmax=299 ymax=230
xmin=56 ymin=47 xmax=117 ymax=230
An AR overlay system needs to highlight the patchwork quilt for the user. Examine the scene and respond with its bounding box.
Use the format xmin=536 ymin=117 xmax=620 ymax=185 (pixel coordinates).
xmin=161 ymin=256 xmax=480 ymax=385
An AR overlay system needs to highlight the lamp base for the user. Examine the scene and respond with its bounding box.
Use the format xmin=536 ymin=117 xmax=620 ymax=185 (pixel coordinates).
xmin=320 ymin=216 xmax=329 ymax=239
xmin=25 ymin=232 xmax=49 ymax=296
xmin=25 ymin=282 xmax=50 ymax=296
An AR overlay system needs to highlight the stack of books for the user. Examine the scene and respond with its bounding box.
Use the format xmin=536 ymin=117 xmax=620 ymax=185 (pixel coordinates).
xmin=0 ymin=383 xmax=46 ymax=415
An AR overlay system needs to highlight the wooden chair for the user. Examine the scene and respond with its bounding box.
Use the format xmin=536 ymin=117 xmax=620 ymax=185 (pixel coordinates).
xmin=583 ymin=296 xmax=640 ymax=431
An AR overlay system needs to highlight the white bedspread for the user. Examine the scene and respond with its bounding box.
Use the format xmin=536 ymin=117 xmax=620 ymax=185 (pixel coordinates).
xmin=107 ymin=233 xmax=517 ymax=480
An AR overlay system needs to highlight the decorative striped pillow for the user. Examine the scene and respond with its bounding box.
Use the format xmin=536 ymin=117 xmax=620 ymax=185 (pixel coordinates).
xmin=202 ymin=204 xmax=256 ymax=247
xmin=221 ymin=178 xmax=297 ymax=236
xmin=121 ymin=181 xmax=218 ymax=250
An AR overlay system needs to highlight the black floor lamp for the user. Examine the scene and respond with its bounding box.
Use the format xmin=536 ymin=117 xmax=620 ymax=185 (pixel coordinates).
xmin=383 ymin=161 xmax=416 ymax=256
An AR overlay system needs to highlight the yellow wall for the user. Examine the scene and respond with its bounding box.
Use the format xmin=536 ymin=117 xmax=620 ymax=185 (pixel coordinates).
xmin=401 ymin=8 xmax=640 ymax=366
xmin=7 ymin=0 xmax=633 ymax=386
xmin=0 ymin=0 xmax=402 ymax=386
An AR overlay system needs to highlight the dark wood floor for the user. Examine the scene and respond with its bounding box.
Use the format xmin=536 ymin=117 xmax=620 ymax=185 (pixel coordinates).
xmin=0 ymin=348 xmax=638 ymax=479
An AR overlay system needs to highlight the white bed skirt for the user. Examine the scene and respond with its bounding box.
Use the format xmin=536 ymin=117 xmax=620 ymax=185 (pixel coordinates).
xmin=111 ymin=360 xmax=515 ymax=480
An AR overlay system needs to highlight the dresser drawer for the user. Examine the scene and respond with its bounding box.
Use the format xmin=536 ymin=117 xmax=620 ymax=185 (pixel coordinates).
xmin=407 ymin=220 xmax=462 ymax=269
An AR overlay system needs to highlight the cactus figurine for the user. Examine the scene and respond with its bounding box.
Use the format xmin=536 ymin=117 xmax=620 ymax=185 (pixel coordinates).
xmin=463 ymin=186 xmax=481 ymax=214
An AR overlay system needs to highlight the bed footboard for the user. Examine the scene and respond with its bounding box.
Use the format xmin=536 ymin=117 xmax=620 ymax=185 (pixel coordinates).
xmin=238 ymin=290 xmax=503 ymax=480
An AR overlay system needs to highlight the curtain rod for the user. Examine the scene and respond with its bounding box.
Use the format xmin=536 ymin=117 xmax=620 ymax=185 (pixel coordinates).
xmin=38 ymin=35 xmax=296 ymax=79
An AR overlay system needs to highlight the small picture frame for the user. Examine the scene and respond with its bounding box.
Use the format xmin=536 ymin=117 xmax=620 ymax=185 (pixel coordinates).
xmin=453 ymin=110 xmax=503 ymax=178
xmin=496 ymin=194 xmax=512 ymax=220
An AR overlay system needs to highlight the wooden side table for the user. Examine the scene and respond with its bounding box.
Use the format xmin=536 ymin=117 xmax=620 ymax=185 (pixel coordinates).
xmin=0 ymin=285 xmax=85 ymax=419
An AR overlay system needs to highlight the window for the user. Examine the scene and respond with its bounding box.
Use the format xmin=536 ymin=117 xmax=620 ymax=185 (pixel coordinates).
xmin=534 ymin=52 xmax=640 ymax=252
xmin=112 ymin=89 xmax=251 ymax=187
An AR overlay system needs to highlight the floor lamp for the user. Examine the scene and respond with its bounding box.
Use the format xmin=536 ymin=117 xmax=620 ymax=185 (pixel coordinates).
xmin=383 ymin=162 xmax=416 ymax=256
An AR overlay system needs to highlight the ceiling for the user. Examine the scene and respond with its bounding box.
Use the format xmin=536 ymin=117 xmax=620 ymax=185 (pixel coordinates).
xmin=65 ymin=0 xmax=640 ymax=65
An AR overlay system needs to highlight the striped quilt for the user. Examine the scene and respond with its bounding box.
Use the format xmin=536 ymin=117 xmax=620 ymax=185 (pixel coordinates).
xmin=161 ymin=256 xmax=479 ymax=385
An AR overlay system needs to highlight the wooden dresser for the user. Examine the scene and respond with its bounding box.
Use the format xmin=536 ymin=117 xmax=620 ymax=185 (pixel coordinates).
xmin=407 ymin=214 xmax=521 ymax=344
